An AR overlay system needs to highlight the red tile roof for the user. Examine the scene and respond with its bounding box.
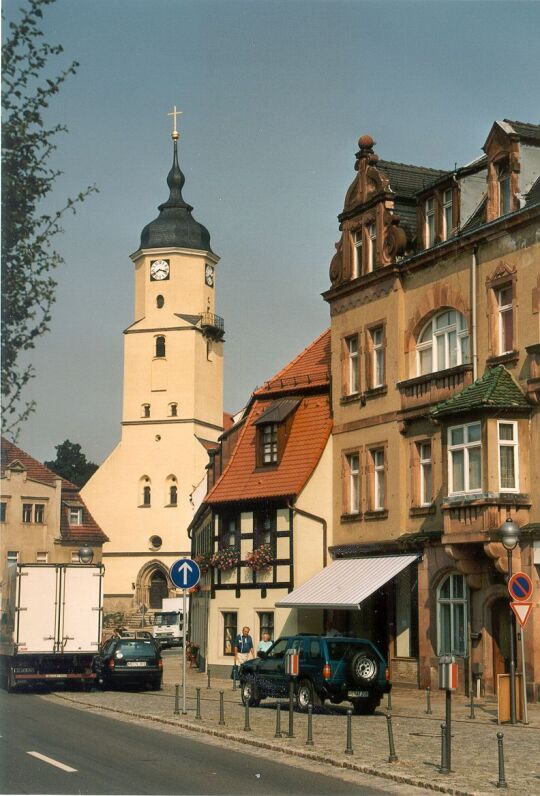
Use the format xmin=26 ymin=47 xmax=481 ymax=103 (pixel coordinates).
xmin=206 ymin=330 xmax=332 ymax=504
xmin=1 ymin=437 xmax=108 ymax=544
xmin=255 ymin=329 xmax=331 ymax=395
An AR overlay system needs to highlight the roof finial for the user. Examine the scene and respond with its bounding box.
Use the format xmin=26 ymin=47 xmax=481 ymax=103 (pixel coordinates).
xmin=168 ymin=104 xmax=183 ymax=141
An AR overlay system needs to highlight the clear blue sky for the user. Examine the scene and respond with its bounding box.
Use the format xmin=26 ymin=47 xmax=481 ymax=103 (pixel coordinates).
xmin=5 ymin=0 xmax=539 ymax=464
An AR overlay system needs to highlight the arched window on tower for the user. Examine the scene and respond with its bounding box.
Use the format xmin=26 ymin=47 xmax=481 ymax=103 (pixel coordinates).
xmin=169 ymin=403 xmax=178 ymax=417
xmin=155 ymin=336 xmax=166 ymax=358
xmin=156 ymin=295 xmax=164 ymax=309
xmin=139 ymin=476 xmax=151 ymax=507
xmin=165 ymin=475 xmax=178 ymax=507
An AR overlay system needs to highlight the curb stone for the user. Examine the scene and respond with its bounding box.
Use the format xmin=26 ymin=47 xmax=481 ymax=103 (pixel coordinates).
xmin=52 ymin=693 xmax=485 ymax=796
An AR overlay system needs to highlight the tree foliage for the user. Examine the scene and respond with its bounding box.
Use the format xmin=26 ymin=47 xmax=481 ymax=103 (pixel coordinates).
xmin=44 ymin=439 xmax=98 ymax=487
xmin=1 ymin=0 xmax=97 ymax=438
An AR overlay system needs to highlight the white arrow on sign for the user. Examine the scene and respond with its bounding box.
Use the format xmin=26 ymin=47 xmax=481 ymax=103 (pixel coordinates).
xmin=178 ymin=560 xmax=193 ymax=587
xmin=511 ymin=601 xmax=533 ymax=628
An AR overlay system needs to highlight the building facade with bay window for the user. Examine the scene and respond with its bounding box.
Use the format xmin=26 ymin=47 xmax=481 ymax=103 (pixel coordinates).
xmin=317 ymin=120 xmax=540 ymax=698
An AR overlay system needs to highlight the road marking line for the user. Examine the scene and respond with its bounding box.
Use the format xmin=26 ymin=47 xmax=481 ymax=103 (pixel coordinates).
xmin=27 ymin=751 xmax=77 ymax=772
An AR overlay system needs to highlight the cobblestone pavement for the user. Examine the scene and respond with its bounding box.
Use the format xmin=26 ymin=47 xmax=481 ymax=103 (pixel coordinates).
xmin=48 ymin=657 xmax=539 ymax=796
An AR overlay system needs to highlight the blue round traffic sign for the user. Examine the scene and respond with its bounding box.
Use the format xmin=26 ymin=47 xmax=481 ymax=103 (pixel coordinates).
xmin=170 ymin=558 xmax=200 ymax=590
xmin=508 ymin=571 xmax=533 ymax=602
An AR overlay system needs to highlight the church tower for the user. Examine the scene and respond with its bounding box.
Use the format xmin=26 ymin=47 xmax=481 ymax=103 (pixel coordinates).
xmin=82 ymin=113 xmax=224 ymax=614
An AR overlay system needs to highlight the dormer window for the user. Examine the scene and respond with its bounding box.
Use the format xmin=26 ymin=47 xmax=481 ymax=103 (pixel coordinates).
xmin=367 ymin=222 xmax=377 ymax=271
xmin=254 ymin=398 xmax=300 ymax=467
xmin=425 ymin=197 xmax=436 ymax=247
xmin=352 ymin=230 xmax=362 ymax=278
xmin=261 ymin=423 xmax=278 ymax=464
xmin=68 ymin=507 xmax=83 ymax=525
xmin=442 ymin=189 xmax=453 ymax=240
xmin=498 ymin=164 xmax=511 ymax=215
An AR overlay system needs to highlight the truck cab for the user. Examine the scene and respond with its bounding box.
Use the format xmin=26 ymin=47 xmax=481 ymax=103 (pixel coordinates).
xmin=152 ymin=597 xmax=186 ymax=649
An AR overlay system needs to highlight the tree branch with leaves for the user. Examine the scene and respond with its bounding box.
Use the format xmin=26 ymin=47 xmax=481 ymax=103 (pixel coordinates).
xmin=1 ymin=0 xmax=98 ymax=438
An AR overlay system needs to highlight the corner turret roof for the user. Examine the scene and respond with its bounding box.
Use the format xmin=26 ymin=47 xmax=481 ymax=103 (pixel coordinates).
xmin=430 ymin=365 xmax=529 ymax=418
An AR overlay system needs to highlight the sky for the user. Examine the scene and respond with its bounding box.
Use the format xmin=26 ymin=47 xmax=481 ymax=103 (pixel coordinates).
xmin=4 ymin=0 xmax=539 ymax=465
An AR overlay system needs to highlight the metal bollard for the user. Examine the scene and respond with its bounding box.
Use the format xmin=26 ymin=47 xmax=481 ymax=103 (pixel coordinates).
xmin=274 ymin=702 xmax=282 ymax=738
xmin=469 ymin=689 xmax=476 ymax=720
xmin=425 ymin=686 xmax=432 ymax=715
xmin=207 ymin=666 xmax=211 ymax=689
xmin=387 ymin=690 xmax=392 ymax=711
xmin=306 ymin=704 xmax=314 ymax=746
xmin=439 ymin=722 xmax=449 ymax=774
xmin=287 ymin=680 xmax=295 ymax=738
xmin=232 ymin=665 xmax=237 ymax=691
xmin=244 ymin=700 xmax=251 ymax=732
xmin=344 ymin=709 xmax=353 ymax=755
xmin=174 ymin=683 xmax=180 ymax=715
xmin=496 ymin=732 xmax=507 ymax=789
xmin=195 ymin=687 xmax=202 ymax=720
xmin=219 ymin=690 xmax=225 ymax=726
xmin=386 ymin=711 xmax=398 ymax=763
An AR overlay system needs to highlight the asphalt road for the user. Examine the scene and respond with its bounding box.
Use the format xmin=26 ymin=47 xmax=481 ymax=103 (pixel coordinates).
xmin=0 ymin=690 xmax=399 ymax=795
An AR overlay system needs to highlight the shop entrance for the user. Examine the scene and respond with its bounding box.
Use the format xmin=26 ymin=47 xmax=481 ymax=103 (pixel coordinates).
xmin=491 ymin=597 xmax=510 ymax=693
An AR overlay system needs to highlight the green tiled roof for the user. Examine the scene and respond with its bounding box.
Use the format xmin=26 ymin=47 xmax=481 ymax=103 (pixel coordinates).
xmin=431 ymin=365 xmax=529 ymax=418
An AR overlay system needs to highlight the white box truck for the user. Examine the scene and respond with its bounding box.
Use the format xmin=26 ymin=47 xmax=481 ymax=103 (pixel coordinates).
xmin=0 ymin=562 xmax=104 ymax=691
xmin=152 ymin=597 xmax=186 ymax=649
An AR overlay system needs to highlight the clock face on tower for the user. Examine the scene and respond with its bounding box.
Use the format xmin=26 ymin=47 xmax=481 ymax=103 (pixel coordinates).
xmin=150 ymin=259 xmax=170 ymax=281
xmin=205 ymin=264 xmax=215 ymax=287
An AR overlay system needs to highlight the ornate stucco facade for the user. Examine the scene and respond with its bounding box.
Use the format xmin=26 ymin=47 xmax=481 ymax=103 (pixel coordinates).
xmin=323 ymin=121 xmax=540 ymax=699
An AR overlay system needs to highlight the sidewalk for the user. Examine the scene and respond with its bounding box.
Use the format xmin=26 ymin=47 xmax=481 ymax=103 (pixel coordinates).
xmin=52 ymin=661 xmax=540 ymax=796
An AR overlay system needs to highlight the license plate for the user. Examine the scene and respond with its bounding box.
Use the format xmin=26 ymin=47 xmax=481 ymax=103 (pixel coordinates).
xmin=126 ymin=661 xmax=147 ymax=667
xmin=348 ymin=690 xmax=369 ymax=698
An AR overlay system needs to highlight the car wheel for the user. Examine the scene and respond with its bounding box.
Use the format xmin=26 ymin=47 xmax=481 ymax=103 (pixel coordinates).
xmin=295 ymin=679 xmax=315 ymax=712
xmin=349 ymin=651 xmax=378 ymax=685
xmin=352 ymin=698 xmax=378 ymax=715
xmin=240 ymin=678 xmax=260 ymax=707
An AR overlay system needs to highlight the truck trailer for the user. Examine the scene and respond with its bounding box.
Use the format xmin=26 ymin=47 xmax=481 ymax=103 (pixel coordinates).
xmin=0 ymin=562 xmax=104 ymax=691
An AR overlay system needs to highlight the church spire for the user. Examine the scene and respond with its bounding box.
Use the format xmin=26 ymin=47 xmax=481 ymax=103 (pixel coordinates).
xmin=139 ymin=107 xmax=212 ymax=253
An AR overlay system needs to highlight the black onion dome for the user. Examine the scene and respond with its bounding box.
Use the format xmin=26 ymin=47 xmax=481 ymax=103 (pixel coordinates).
xmin=140 ymin=140 xmax=212 ymax=252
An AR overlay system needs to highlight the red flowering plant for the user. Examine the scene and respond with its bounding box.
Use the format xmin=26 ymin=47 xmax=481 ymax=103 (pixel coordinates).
xmin=210 ymin=548 xmax=240 ymax=572
xmin=245 ymin=543 xmax=273 ymax=572
xmin=193 ymin=552 xmax=212 ymax=575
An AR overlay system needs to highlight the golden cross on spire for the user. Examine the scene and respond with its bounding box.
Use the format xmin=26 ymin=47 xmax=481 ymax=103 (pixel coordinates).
xmin=168 ymin=105 xmax=183 ymax=141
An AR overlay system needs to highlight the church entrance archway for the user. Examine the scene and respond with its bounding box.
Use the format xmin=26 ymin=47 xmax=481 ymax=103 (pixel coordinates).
xmin=149 ymin=570 xmax=169 ymax=609
xmin=492 ymin=597 xmax=510 ymax=693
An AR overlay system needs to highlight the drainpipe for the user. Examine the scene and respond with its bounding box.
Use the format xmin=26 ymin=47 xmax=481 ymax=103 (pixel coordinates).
xmin=471 ymin=244 xmax=478 ymax=380
xmin=287 ymin=501 xmax=328 ymax=568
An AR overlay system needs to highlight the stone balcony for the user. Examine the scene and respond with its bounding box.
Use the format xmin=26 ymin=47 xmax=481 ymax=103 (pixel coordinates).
xmin=397 ymin=363 xmax=473 ymax=419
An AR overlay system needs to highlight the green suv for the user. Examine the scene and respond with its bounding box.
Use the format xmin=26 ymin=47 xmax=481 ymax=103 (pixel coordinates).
xmin=240 ymin=634 xmax=390 ymax=714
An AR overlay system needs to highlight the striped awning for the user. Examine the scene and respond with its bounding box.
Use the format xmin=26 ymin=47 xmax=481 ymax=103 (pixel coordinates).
xmin=275 ymin=555 xmax=419 ymax=609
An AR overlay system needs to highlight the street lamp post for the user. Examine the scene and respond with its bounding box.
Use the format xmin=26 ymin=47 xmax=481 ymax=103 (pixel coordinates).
xmin=78 ymin=545 xmax=94 ymax=564
xmin=499 ymin=516 xmax=520 ymax=725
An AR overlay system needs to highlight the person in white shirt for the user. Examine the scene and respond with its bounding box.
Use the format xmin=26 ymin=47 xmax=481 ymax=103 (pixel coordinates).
xmin=257 ymin=632 xmax=273 ymax=654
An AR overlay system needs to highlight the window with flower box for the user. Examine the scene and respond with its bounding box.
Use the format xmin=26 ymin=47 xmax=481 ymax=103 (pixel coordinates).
xmin=254 ymin=508 xmax=276 ymax=552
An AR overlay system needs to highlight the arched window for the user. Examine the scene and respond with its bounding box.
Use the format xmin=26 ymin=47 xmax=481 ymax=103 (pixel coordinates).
xmin=169 ymin=403 xmax=178 ymax=417
xmin=417 ymin=310 xmax=469 ymax=375
xmin=165 ymin=475 xmax=177 ymax=506
xmin=141 ymin=403 xmax=150 ymax=418
xmin=143 ymin=485 xmax=151 ymax=506
xmin=156 ymin=295 xmax=164 ymax=309
xmin=437 ymin=573 xmax=468 ymax=656
xmin=155 ymin=336 xmax=166 ymax=358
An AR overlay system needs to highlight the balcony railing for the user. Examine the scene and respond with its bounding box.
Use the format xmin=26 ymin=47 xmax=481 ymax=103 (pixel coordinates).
xmin=397 ymin=364 xmax=473 ymax=415
xmin=200 ymin=312 xmax=225 ymax=340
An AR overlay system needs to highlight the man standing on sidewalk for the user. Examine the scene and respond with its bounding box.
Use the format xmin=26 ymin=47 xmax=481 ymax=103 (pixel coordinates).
xmin=234 ymin=626 xmax=255 ymax=669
